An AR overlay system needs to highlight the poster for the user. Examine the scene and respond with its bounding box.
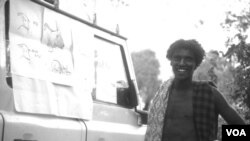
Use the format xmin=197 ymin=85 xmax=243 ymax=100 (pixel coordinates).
xmin=41 ymin=8 xmax=74 ymax=84
xmin=9 ymin=0 xmax=93 ymax=119
xmin=9 ymin=34 xmax=46 ymax=79
xmin=9 ymin=0 xmax=42 ymax=41
xmin=70 ymin=20 xmax=95 ymax=96
xmin=9 ymin=0 xmax=74 ymax=85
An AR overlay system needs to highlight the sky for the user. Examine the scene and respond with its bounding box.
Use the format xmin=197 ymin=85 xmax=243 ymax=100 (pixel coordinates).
xmin=114 ymin=0 xmax=248 ymax=80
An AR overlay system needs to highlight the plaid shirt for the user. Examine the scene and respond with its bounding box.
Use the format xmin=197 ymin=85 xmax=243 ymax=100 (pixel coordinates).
xmin=145 ymin=80 xmax=218 ymax=141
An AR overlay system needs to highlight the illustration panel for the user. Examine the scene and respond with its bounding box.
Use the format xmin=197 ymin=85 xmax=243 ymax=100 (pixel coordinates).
xmin=9 ymin=1 xmax=74 ymax=85
xmin=41 ymin=8 xmax=74 ymax=84
xmin=9 ymin=34 xmax=47 ymax=79
xmin=9 ymin=0 xmax=42 ymax=41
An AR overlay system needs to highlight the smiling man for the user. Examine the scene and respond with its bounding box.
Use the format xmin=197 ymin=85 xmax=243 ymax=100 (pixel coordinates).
xmin=144 ymin=39 xmax=245 ymax=141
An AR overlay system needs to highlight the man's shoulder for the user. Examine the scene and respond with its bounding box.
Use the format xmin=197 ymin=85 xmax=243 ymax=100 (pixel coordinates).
xmin=192 ymin=80 xmax=217 ymax=88
xmin=192 ymin=80 xmax=218 ymax=98
xmin=153 ymin=79 xmax=173 ymax=99
xmin=160 ymin=79 xmax=174 ymax=88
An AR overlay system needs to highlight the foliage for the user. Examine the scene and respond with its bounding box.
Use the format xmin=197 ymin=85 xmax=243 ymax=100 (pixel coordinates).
xmin=221 ymin=0 xmax=250 ymax=120
xmin=131 ymin=49 xmax=162 ymax=110
xmin=194 ymin=50 xmax=249 ymax=118
xmin=193 ymin=50 xmax=249 ymax=139
xmin=194 ymin=50 xmax=235 ymax=102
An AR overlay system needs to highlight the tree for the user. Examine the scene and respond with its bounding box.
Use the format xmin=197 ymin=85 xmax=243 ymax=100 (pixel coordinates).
xmin=131 ymin=49 xmax=162 ymax=110
xmin=193 ymin=50 xmax=247 ymax=139
xmin=195 ymin=50 xmax=249 ymax=114
xmin=194 ymin=50 xmax=236 ymax=103
xmin=221 ymin=0 xmax=250 ymax=119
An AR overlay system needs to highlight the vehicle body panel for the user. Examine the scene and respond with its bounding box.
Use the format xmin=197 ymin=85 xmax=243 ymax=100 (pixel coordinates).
xmin=0 ymin=112 xmax=86 ymax=141
xmin=86 ymin=102 xmax=146 ymax=141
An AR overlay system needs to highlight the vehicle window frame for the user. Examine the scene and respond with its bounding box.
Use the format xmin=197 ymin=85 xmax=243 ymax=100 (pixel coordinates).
xmin=92 ymin=35 xmax=133 ymax=108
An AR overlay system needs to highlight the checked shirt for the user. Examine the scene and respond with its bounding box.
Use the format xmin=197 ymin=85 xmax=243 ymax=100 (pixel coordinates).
xmin=145 ymin=80 xmax=218 ymax=141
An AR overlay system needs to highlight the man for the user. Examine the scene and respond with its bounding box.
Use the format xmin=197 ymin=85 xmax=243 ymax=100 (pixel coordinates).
xmin=145 ymin=39 xmax=245 ymax=141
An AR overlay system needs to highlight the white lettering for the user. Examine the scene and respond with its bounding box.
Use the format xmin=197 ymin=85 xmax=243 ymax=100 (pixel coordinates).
xmin=232 ymin=129 xmax=239 ymax=136
xmin=226 ymin=129 xmax=246 ymax=136
xmin=240 ymin=129 xmax=246 ymax=136
xmin=226 ymin=129 xmax=232 ymax=136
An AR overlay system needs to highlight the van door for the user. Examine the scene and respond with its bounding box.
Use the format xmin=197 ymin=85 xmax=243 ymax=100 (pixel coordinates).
xmin=85 ymin=34 xmax=146 ymax=141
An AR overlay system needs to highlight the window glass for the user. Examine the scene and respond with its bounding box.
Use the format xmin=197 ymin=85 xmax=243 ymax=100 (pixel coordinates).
xmin=92 ymin=37 xmax=129 ymax=105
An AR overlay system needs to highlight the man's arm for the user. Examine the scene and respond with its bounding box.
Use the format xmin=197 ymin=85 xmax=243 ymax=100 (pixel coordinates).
xmin=212 ymin=87 xmax=245 ymax=124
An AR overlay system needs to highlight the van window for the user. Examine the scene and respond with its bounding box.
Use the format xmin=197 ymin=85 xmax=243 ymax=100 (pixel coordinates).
xmin=92 ymin=37 xmax=129 ymax=106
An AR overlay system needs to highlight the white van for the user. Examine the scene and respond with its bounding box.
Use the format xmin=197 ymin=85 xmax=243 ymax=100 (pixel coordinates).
xmin=0 ymin=0 xmax=147 ymax=140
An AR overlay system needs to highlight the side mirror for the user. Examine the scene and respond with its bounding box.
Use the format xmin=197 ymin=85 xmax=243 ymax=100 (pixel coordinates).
xmin=6 ymin=76 xmax=12 ymax=88
xmin=128 ymin=79 xmax=139 ymax=108
xmin=117 ymin=87 xmax=130 ymax=107
xmin=136 ymin=109 xmax=148 ymax=125
xmin=116 ymin=79 xmax=138 ymax=108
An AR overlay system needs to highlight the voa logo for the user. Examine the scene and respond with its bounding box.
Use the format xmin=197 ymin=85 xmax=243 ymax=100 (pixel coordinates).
xmin=226 ymin=129 xmax=246 ymax=136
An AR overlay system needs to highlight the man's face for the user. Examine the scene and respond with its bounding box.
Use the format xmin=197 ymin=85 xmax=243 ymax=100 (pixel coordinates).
xmin=170 ymin=48 xmax=197 ymax=80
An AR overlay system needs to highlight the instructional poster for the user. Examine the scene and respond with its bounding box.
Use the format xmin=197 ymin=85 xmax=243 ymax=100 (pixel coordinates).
xmin=9 ymin=0 xmax=93 ymax=119
xmin=41 ymin=8 xmax=74 ymax=84
xmin=9 ymin=0 xmax=74 ymax=85
xmin=9 ymin=0 xmax=42 ymax=41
